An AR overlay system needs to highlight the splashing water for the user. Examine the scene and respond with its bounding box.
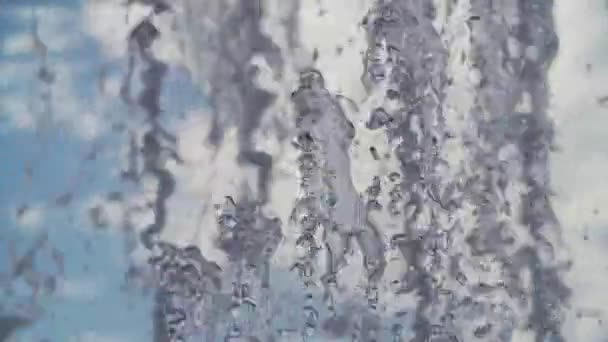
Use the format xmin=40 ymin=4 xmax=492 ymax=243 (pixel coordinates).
xmin=111 ymin=0 xmax=570 ymax=341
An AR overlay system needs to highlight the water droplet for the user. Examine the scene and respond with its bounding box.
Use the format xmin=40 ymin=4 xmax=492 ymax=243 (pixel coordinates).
xmin=366 ymin=108 xmax=391 ymax=130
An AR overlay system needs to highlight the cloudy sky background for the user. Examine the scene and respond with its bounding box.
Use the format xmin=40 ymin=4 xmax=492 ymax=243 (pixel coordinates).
xmin=1 ymin=0 xmax=608 ymax=341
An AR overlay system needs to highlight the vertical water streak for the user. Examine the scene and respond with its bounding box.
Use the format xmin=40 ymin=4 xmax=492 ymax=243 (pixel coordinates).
xmin=290 ymin=68 xmax=387 ymax=340
xmin=360 ymin=0 xmax=569 ymax=340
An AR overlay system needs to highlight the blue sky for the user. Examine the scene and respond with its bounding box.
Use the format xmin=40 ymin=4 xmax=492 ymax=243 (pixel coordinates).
xmin=0 ymin=1 xmax=176 ymax=340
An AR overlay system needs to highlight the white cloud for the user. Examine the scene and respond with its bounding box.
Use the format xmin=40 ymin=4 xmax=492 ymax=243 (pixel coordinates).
xmin=2 ymin=98 xmax=36 ymax=131
xmin=0 ymin=61 xmax=108 ymax=141
xmin=35 ymin=6 xmax=82 ymax=53
xmin=5 ymin=5 xmax=82 ymax=54
xmin=0 ymin=82 xmax=109 ymax=142
xmin=102 ymin=76 xmax=122 ymax=98
xmin=82 ymin=0 xmax=133 ymax=59
xmin=76 ymin=112 xmax=105 ymax=141
xmin=0 ymin=61 xmax=37 ymax=132
xmin=0 ymin=9 xmax=113 ymax=140
xmin=11 ymin=111 xmax=36 ymax=130
xmin=0 ymin=61 xmax=34 ymax=86
xmin=1 ymin=33 xmax=32 ymax=55
xmin=19 ymin=207 xmax=44 ymax=229
xmin=56 ymin=277 xmax=105 ymax=301
xmin=10 ymin=204 xmax=46 ymax=232
xmin=69 ymin=331 xmax=129 ymax=342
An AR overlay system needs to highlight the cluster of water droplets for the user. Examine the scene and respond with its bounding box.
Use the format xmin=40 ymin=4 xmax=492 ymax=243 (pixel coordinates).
xmin=361 ymin=3 xmax=466 ymax=341
xmin=290 ymin=68 xmax=390 ymax=340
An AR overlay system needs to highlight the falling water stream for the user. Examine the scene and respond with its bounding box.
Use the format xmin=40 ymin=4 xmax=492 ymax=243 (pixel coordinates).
xmin=126 ymin=0 xmax=570 ymax=341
